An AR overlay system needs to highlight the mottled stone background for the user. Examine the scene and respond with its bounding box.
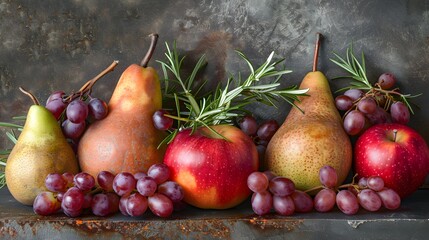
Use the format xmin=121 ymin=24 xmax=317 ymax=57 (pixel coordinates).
xmin=1 ymin=0 xmax=429 ymax=152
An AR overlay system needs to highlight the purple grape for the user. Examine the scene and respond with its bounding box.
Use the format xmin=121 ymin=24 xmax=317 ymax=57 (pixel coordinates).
xmin=91 ymin=193 xmax=111 ymax=216
xmin=256 ymin=120 xmax=279 ymax=141
xmin=357 ymin=189 xmax=382 ymax=212
xmin=61 ymin=187 xmax=85 ymax=215
xmin=319 ymin=165 xmax=338 ymax=188
xmin=251 ymin=191 xmax=273 ymax=216
xmin=46 ymin=91 xmax=65 ymax=105
xmin=377 ymin=188 xmax=401 ymax=210
xmin=366 ymin=106 xmax=391 ymax=125
xmin=66 ymin=99 xmax=88 ymax=123
xmin=74 ymin=172 xmax=95 ymax=192
xmin=134 ymin=172 xmax=148 ymax=181
xmin=237 ymin=115 xmax=258 ymax=136
xmin=88 ymin=97 xmax=109 ymax=120
xmin=126 ymin=193 xmax=148 ymax=217
xmin=147 ymin=163 xmax=170 ymax=184
xmin=119 ymin=195 xmax=130 ymax=216
xmin=343 ymin=110 xmax=365 ymax=135
xmin=153 ymin=109 xmax=174 ymax=131
xmin=390 ymin=101 xmax=410 ymax=125
xmin=33 ymin=192 xmax=61 ymax=216
xmin=357 ymin=97 xmax=377 ymax=114
xmin=378 ymin=73 xmax=397 ymax=90
xmin=97 ymin=171 xmax=115 ymax=192
xmin=157 ymin=181 xmax=184 ymax=203
xmin=62 ymin=119 xmax=86 ymax=140
xmin=46 ymin=98 xmax=67 ymax=120
xmin=358 ymin=177 xmax=368 ymax=189
xmin=136 ymin=176 xmax=158 ymax=197
xmin=106 ymin=192 xmax=120 ymax=214
xmin=273 ymin=195 xmax=295 ymax=216
xmin=113 ymin=172 xmax=137 ymax=196
xmin=269 ymin=177 xmax=295 ymax=197
xmin=314 ymin=188 xmax=336 ymax=212
xmin=335 ymin=95 xmax=354 ymax=111
xmin=291 ymin=190 xmax=313 ymax=213
xmin=148 ymin=193 xmax=174 ymax=218
xmin=45 ymin=173 xmax=67 ymax=193
xmin=344 ymin=89 xmax=364 ymax=101
xmin=336 ymin=190 xmax=359 ymax=215
xmin=247 ymin=171 xmax=269 ymax=193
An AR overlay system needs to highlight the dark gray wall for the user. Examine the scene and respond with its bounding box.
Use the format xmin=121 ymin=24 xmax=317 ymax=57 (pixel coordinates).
xmin=1 ymin=0 xmax=428 ymax=150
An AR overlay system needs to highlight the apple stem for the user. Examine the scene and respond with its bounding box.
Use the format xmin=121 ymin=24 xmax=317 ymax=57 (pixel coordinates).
xmin=393 ymin=129 xmax=398 ymax=142
xmin=312 ymin=33 xmax=323 ymax=72
xmin=19 ymin=87 xmax=40 ymax=105
xmin=140 ymin=33 xmax=159 ymax=68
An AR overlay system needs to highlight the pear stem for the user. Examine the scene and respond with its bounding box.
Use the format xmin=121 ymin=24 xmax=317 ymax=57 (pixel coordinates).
xmin=19 ymin=87 xmax=40 ymax=105
xmin=312 ymin=33 xmax=323 ymax=72
xmin=140 ymin=33 xmax=159 ymax=68
xmin=64 ymin=60 xmax=119 ymax=103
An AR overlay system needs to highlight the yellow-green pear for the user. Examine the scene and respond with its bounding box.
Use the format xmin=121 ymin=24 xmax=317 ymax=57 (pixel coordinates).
xmin=5 ymin=88 xmax=79 ymax=205
xmin=265 ymin=34 xmax=352 ymax=191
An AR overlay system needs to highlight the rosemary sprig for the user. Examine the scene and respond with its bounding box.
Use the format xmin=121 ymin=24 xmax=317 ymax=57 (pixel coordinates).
xmin=330 ymin=45 xmax=421 ymax=114
xmin=0 ymin=119 xmax=23 ymax=189
xmin=157 ymin=42 xmax=308 ymax=145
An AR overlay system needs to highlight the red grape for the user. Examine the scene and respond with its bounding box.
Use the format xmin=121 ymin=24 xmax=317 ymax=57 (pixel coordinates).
xmin=148 ymin=163 xmax=170 ymax=184
xmin=157 ymin=181 xmax=184 ymax=203
xmin=366 ymin=176 xmax=384 ymax=192
xmin=314 ymin=188 xmax=336 ymax=212
xmin=97 ymin=171 xmax=115 ymax=192
xmin=88 ymin=97 xmax=109 ymax=120
xmin=319 ymin=165 xmax=338 ymax=188
xmin=251 ymin=191 xmax=273 ymax=216
xmin=91 ymin=193 xmax=111 ymax=216
xmin=357 ymin=97 xmax=377 ymax=114
xmin=377 ymin=73 xmax=397 ymax=90
xmin=126 ymin=193 xmax=148 ymax=217
xmin=366 ymin=106 xmax=391 ymax=125
xmin=357 ymin=189 xmax=382 ymax=212
xmin=33 ymin=192 xmax=61 ymax=216
xmin=269 ymin=177 xmax=295 ymax=197
xmin=136 ymin=176 xmax=158 ymax=197
xmin=74 ymin=172 xmax=95 ymax=192
xmin=247 ymin=172 xmax=269 ymax=193
xmin=343 ymin=110 xmax=365 ymax=135
xmin=377 ymin=188 xmax=401 ymax=210
xmin=291 ymin=190 xmax=313 ymax=213
xmin=66 ymin=99 xmax=88 ymax=123
xmin=256 ymin=120 xmax=279 ymax=141
xmin=148 ymin=193 xmax=174 ymax=218
xmin=390 ymin=101 xmax=410 ymax=125
xmin=45 ymin=173 xmax=67 ymax=193
xmin=153 ymin=109 xmax=174 ymax=131
xmin=335 ymin=95 xmax=353 ymax=111
xmin=61 ymin=187 xmax=85 ymax=215
xmin=273 ymin=195 xmax=295 ymax=216
xmin=46 ymin=98 xmax=67 ymax=120
xmin=113 ymin=172 xmax=137 ymax=196
xmin=344 ymin=89 xmax=364 ymax=101
xmin=336 ymin=190 xmax=359 ymax=215
xmin=62 ymin=119 xmax=86 ymax=140
xmin=237 ymin=115 xmax=258 ymax=136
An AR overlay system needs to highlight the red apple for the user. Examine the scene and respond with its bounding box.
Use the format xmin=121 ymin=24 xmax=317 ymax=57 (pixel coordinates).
xmin=354 ymin=123 xmax=429 ymax=198
xmin=163 ymin=125 xmax=259 ymax=209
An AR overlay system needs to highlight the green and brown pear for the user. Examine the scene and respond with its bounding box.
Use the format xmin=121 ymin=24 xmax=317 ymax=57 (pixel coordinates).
xmin=265 ymin=34 xmax=352 ymax=191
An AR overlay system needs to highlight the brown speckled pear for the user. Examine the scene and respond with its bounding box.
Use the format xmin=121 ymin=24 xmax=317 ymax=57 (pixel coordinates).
xmin=265 ymin=34 xmax=352 ymax=191
xmin=5 ymin=88 xmax=79 ymax=205
xmin=77 ymin=34 xmax=166 ymax=177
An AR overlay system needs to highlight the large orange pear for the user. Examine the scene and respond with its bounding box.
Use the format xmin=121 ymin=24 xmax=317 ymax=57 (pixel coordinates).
xmin=78 ymin=34 xmax=165 ymax=177
xmin=265 ymin=34 xmax=352 ymax=191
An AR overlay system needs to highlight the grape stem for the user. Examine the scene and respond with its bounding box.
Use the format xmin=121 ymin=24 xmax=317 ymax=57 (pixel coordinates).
xmin=63 ymin=60 xmax=119 ymax=103
xmin=19 ymin=87 xmax=40 ymax=105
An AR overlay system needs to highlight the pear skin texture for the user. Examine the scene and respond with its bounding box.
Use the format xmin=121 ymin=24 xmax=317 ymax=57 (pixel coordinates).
xmin=265 ymin=71 xmax=352 ymax=191
xmin=78 ymin=64 xmax=166 ymax=177
xmin=5 ymin=105 xmax=79 ymax=206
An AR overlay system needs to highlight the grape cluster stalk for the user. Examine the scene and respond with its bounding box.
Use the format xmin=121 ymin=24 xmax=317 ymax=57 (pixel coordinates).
xmin=33 ymin=163 xmax=185 ymax=218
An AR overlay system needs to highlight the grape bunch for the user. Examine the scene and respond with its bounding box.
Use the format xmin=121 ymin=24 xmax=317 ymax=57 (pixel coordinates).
xmin=247 ymin=171 xmax=313 ymax=216
xmin=335 ymin=73 xmax=413 ymax=136
xmin=44 ymin=61 xmax=118 ymax=146
xmin=314 ymin=166 xmax=401 ymax=215
xmin=236 ymin=115 xmax=280 ymax=161
xmin=33 ymin=163 xmax=185 ymax=218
